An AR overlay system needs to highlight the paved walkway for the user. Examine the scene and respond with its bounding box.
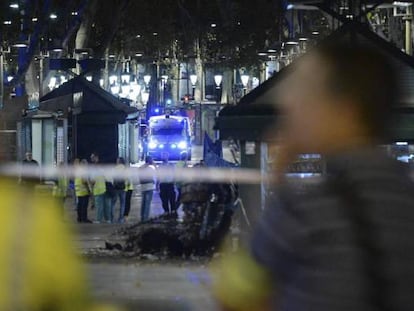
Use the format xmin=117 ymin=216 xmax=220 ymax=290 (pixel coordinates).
xmin=63 ymin=144 xmax=238 ymax=310
xmin=66 ymin=185 xmax=218 ymax=311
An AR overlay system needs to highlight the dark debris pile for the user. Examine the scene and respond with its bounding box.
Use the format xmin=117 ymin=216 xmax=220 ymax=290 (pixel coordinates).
xmin=104 ymin=206 xmax=234 ymax=259
xmin=93 ymin=182 xmax=238 ymax=260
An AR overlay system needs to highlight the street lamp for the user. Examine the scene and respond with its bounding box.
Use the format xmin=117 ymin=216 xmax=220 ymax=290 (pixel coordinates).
xmin=12 ymin=41 xmax=29 ymax=48
xmin=214 ymin=74 xmax=223 ymax=103
xmin=161 ymin=75 xmax=168 ymax=83
xmin=252 ymin=77 xmax=260 ymax=89
xmin=190 ymin=74 xmax=197 ymax=98
xmin=48 ymin=76 xmax=57 ymax=90
xmin=241 ymin=74 xmax=249 ymax=95
xmin=121 ymin=71 xmax=131 ymax=84
xmin=141 ymin=91 xmax=150 ymax=106
xmin=160 ymin=75 xmax=168 ymax=105
xmin=110 ymin=83 xmax=120 ymax=95
xmin=130 ymin=81 xmax=141 ymax=101
xmin=214 ymin=74 xmax=223 ymax=89
xmin=143 ymin=74 xmax=151 ymax=86
xmin=121 ymin=81 xmax=131 ymax=97
xmin=109 ymin=74 xmax=117 ymax=85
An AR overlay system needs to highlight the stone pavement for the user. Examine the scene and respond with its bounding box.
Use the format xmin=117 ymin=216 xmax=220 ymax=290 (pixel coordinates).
xmin=66 ymin=185 xmax=219 ymax=311
xmin=64 ymin=143 xmax=238 ymax=310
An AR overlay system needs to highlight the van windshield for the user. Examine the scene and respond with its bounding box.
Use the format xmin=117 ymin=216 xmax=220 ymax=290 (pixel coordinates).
xmin=151 ymin=128 xmax=183 ymax=136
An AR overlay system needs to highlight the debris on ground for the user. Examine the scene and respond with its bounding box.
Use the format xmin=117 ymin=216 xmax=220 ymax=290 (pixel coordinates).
xmin=102 ymin=183 xmax=238 ymax=259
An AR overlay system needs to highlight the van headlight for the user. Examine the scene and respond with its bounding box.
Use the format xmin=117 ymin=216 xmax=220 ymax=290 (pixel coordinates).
xmin=178 ymin=141 xmax=187 ymax=149
xmin=148 ymin=141 xmax=157 ymax=149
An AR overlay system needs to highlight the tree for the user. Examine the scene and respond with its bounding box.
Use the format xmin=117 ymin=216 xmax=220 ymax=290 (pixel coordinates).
xmin=1 ymin=0 xmax=330 ymax=102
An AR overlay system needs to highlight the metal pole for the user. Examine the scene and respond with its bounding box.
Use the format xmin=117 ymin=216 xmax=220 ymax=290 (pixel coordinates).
xmin=405 ymin=5 xmax=413 ymax=56
xmin=39 ymin=54 xmax=44 ymax=98
xmin=0 ymin=49 xmax=4 ymax=109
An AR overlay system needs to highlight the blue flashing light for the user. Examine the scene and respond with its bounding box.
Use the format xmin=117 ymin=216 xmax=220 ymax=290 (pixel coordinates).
xmin=154 ymin=108 xmax=160 ymax=113
xmin=158 ymin=144 xmax=165 ymax=149
xmin=171 ymin=144 xmax=177 ymax=149
xmin=166 ymin=99 xmax=172 ymax=105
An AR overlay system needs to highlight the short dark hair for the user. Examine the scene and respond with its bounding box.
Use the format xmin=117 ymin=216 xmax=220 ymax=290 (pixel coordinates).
xmin=314 ymin=42 xmax=399 ymax=138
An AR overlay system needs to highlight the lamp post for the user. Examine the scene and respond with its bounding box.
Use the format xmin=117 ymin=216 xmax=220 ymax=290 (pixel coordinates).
xmin=110 ymin=83 xmax=120 ymax=95
xmin=121 ymin=81 xmax=130 ymax=97
xmin=241 ymin=74 xmax=249 ymax=96
xmin=141 ymin=91 xmax=149 ymax=107
xmin=143 ymin=74 xmax=151 ymax=87
xmin=121 ymin=71 xmax=131 ymax=84
xmin=109 ymin=74 xmax=118 ymax=85
xmin=190 ymin=74 xmax=197 ymax=98
xmin=48 ymin=76 xmax=57 ymax=90
xmin=0 ymin=48 xmax=4 ymax=109
xmin=214 ymin=74 xmax=223 ymax=103
xmin=161 ymin=74 xmax=168 ymax=105
xmin=130 ymin=80 xmax=141 ymax=103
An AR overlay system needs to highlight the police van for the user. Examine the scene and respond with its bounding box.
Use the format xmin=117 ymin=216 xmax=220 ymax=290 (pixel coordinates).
xmin=147 ymin=115 xmax=192 ymax=161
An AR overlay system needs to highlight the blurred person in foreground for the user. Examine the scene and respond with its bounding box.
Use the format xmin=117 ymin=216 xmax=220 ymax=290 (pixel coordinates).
xmin=0 ymin=157 xmax=119 ymax=308
xmin=214 ymin=43 xmax=414 ymax=311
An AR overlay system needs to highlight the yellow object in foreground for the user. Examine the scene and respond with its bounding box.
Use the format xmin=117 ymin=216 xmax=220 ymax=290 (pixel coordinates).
xmin=212 ymin=248 xmax=274 ymax=311
xmin=0 ymin=178 xmax=89 ymax=310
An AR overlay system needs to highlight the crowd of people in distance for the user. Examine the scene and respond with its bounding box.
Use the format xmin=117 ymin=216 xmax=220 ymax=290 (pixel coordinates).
xmin=48 ymin=151 xmax=195 ymax=224
xmin=70 ymin=154 xmax=133 ymax=224
xmin=19 ymin=149 xmax=221 ymax=227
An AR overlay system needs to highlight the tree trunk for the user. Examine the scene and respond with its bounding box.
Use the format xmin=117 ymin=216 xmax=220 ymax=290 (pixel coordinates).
xmin=93 ymin=0 xmax=129 ymax=59
xmin=195 ymin=39 xmax=204 ymax=102
xmin=103 ymin=48 xmax=110 ymax=90
xmin=75 ymin=0 xmax=98 ymax=74
xmin=25 ymin=61 xmax=39 ymax=107
xmin=221 ymin=69 xmax=232 ymax=104
xmin=170 ymin=42 xmax=180 ymax=104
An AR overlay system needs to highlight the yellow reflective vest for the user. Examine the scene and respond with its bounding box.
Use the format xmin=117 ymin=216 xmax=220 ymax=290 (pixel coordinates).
xmin=53 ymin=177 xmax=68 ymax=198
xmin=92 ymin=176 xmax=106 ymax=196
xmin=125 ymin=179 xmax=134 ymax=191
xmin=75 ymin=177 xmax=89 ymax=197
xmin=0 ymin=178 xmax=90 ymax=310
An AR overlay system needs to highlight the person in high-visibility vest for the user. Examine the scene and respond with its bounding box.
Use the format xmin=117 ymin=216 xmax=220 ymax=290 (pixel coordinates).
xmin=53 ymin=162 xmax=68 ymax=213
xmin=0 ymin=177 xmax=125 ymax=311
xmin=75 ymin=159 xmax=91 ymax=223
xmin=89 ymin=155 xmax=107 ymax=223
